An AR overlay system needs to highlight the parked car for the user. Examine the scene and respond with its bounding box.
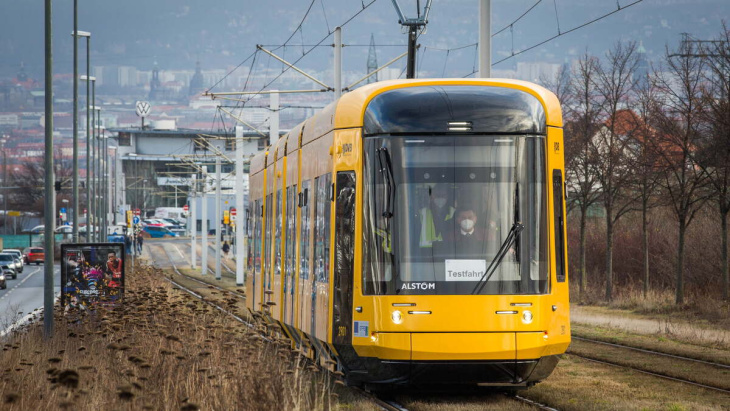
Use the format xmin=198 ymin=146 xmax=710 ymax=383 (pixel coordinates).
xmin=0 ymin=253 xmax=22 ymax=274
xmin=143 ymin=219 xmax=170 ymax=227
xmin=0 ymin=269 xmax=7 ymax=289
xmin=0 ymin=254 xmax=18 ymax=279
xmin=2 ymin=249 xmax=24 ymax=270
xmin=142 ymin=226 xmax=178 ymax=238
xmin=23 ymin=247 xmax=44 ymax=265
xmin=162 ymin=218 xmax=186 ymax=228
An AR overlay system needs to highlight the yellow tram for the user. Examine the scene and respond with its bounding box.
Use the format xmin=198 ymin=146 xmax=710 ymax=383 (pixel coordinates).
xmin=246 ymin=79 xmax=570 ymax=388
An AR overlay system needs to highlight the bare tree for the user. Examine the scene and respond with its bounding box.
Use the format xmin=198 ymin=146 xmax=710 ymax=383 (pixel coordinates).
xmin=10 ymin=147 xmax=76 ymax=220
xmin=564 ymin=52 xmax=602 ymax=296
xmin=628 ymin=72 xmax=664 ymax=297
xmin=590 ymin=41 xmax=641 ymax=301
xmin=697 ymin=23 xmax=730 ymax=300
xmin=653 ymin=38 xmax=711 ymax=305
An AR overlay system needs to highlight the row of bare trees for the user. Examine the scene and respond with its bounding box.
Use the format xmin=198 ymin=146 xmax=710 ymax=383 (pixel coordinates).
xmin=0 ymin=147 xmax=78 ymax=233
xmin=545 ymin=25 xmax=730 ymax=304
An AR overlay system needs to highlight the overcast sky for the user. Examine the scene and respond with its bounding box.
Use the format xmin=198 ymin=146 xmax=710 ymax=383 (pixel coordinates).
xmin=1 ymin=0 xmax=728 ymax=84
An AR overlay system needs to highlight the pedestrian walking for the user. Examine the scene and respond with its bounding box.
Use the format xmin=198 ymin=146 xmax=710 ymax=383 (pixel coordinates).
xmin=222 ymin=241 xmax=230 ymax=259
xmin=137 ymin=231 xmax=144 ymax=254
xmin=124 ymin=234 xmax=133 ymax=256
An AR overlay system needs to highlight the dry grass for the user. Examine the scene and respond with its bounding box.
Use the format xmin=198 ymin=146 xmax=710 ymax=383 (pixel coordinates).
xmin=523 ymin=355 xmax=730 ymax=410
xmin=0 ymin=264 xmax=350 ymax=410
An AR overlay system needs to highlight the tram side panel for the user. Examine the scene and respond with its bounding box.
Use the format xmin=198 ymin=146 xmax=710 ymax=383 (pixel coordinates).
xmin=539 ymin=126 xmax=570 ymax=358
xmin=310 ymin=132 xmax=334 ymax=344
xmin=298 ymin=142 xmax=318 ymax=337
xmin=246 ymin=168 xmax=264 ymax=313
xmin=330 ymin=128 xmax=361 ymax=349
xmin=283 ymin=148 xmax=300 ymax=330
xmin=271 ymin=154 xmax=286 ymax=322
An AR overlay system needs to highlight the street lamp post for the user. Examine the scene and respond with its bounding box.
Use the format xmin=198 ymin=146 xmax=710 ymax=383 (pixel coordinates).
xmin=101 ymin=131 xmax=108 ymax=237
xmin=142 ymin=179 xmax=147 ymax=218
xmin=71 ymin=24 xmax=90 ymax=243
xmin=80 ymin=74 xmax=94 ymax=242
xmin=94 ymin=106 xmax=101 ymax=240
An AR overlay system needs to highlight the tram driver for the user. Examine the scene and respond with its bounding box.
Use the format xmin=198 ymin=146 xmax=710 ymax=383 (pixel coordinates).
xmin=418 ymin=184 xmax=455 ymax=248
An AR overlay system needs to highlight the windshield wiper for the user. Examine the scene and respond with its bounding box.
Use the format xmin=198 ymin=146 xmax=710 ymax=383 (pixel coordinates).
xmin=472 ymin=183 xmax=523 ymax=295
xmin=471 ymin=222 xmax=524 ymax=295
xmin=376 ymin=146 xmax=395 ymax=219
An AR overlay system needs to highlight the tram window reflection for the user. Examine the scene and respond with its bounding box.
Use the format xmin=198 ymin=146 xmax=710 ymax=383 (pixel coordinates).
xmin=362 ymin=135 xmax=548 ymax=295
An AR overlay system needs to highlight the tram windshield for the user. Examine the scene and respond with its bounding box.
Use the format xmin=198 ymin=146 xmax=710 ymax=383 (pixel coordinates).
xmin=362 ymin=135 xmax=548 ymax=295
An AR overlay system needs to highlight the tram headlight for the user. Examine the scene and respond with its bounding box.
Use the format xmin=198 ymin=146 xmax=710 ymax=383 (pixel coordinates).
xmin=391 ymin=310 xmax=402 ymax=324
xmin=522 ymin=310 xmax=533 ymax=324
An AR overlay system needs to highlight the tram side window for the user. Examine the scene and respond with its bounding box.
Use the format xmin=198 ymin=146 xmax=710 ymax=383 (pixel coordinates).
xmin=553 ymin=170 xmax=566 ymax=282
xmin=246 ymin=202 xmax=253 ymax=272
xmin=275 ymin=189 xmax=283 ymax=277
xmin=299 ymin=181 xmax=311 ymax=280
xmin=285 ymin=184 xmax=298 ymax=284
xmin=314 ymin=174 xmax=332 ymax=284
xmin=264 ymin=193 xmax=273 ymax=286
xmin=253 ymin=199 xmax=262 ymax=273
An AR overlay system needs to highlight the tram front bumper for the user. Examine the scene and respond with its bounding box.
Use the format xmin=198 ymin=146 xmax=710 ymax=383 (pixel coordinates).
xmin=348 ymin=332 xmax=562 ymax=385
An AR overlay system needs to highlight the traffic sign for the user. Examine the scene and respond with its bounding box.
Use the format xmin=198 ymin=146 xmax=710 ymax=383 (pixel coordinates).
xmin=133 ymin=216 xmax=140 ymax=225
xmin=135 ymin=101 xmax=151 ymax=117
xmin=134 ymin=208 xmax=141 ymax=216
xmin=230 ymin=208 xmax=236 ymax=216
xmin=183 ymin=204 xmax=189 ymax=212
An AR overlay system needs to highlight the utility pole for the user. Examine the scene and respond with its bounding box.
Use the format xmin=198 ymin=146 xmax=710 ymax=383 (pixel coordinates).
xmin=94 ymin=104 xmax=100 ymax=240
xmin=90 ymin=81 xmax=95 ymax=241
xmin=334 ymin=27 xmax=342 ymax=99
xmin=71 ymin=0 xmax=78 ymax=242
xmin=201 ymin=166 xmax=208 ymax=276
xmin=270 ymin=91 xmax=279 ymax=146
xmin=2 ymin=148 xmax=6 ymax=234
xmin=44 ymin=0 xmax=55 ymax=338
xmin=235 ymin=126 xmax=244 ymax=285
xmin=215 ymin=155 xmax=222 ymax=281
xmin=83 ymin=68 xmax=91 ymax=242
xmin=479 ymin=0 xmax=491 ymax=78
xmin=190 ymin=173 xmax=196 ymax=269
xmin=102 ymin=134 xmax=108 ymax=237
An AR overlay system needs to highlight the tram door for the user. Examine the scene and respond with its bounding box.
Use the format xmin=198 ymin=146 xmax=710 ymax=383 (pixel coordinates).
xmin=283 ymin=184 xmax=297 ymax=325
xmin=333 ymin=171 xmax=356 ymax=344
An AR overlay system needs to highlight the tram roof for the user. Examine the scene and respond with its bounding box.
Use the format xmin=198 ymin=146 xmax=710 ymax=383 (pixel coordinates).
xmin=250 ymin=79 xmax=562 ymax=175
xmin=336 ymin=78 xmax=562 ymax=130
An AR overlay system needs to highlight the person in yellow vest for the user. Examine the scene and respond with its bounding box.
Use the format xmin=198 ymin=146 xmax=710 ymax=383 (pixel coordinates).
xmin=419 ymin=184 xmax=455 ymax=248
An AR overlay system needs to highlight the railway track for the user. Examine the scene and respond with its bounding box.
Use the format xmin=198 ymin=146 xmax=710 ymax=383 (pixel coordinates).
xmin=572 ymin=336 xmax=730 ymax=370
xmin=152 ymin=243 xmax=562 ymax=411
xmin=569 ymin=336 xmax=730 ymax=395
xmin=153 ymin=243 xmax=256 ymax=329
xmin=569 ymin=353 xmax=730 ymax=395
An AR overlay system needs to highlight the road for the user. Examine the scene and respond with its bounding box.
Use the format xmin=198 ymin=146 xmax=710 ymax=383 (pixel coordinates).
xmin=0 ymin=263 xmax=60 ymax=334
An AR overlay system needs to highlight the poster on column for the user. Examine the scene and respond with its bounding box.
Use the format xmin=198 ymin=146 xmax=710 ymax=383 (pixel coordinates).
xmin=61 ymin=243 xmax=125 ymax=310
